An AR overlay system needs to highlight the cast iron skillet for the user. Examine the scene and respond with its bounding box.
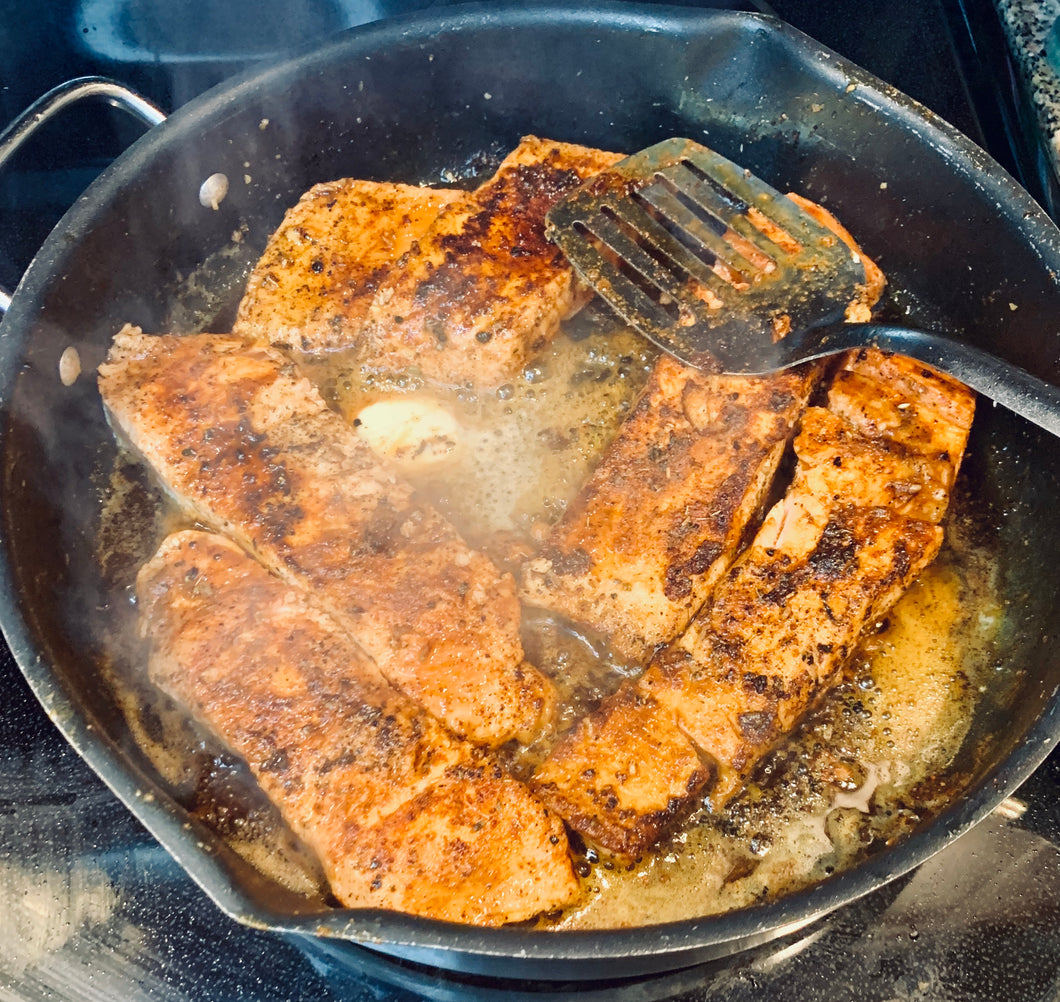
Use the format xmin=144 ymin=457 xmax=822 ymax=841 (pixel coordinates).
xmin=2 ymin=1 xmax=1060 ymax=981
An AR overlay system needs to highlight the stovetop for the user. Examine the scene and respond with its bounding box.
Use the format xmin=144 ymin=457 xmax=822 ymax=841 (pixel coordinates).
xmin=3 ymin=1 xmax=1060 ymax=999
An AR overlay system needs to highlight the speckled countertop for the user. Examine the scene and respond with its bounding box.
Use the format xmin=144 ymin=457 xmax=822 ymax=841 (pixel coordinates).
xmin=998 ymin=0 xmax=1060 ymax=175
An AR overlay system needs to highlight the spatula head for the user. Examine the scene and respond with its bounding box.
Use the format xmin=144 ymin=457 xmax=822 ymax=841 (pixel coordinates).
xmin=546 ymin=138 xmax=868 ymax=371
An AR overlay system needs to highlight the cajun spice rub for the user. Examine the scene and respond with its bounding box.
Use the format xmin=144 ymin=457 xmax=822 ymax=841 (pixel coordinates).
xmin=360 ymin=136 xmax=623 ymax=387
xmin=520 ymin=355 xmax=822 ymax=662
xmin=234 ymin=180 xmax=466 ymax=355
xmin=137 ymin=530 xmax=578 ymax=924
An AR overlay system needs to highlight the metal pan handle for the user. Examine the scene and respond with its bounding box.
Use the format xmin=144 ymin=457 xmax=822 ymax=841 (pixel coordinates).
xmin=0 ymin=76 xmax=167 ymax=314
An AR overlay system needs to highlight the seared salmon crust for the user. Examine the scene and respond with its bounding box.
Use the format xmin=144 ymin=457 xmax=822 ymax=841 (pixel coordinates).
xmin=531 ymin=349 xmax=975 ymax=858
xmin=99 ymin=328 xmax=555 ymax=748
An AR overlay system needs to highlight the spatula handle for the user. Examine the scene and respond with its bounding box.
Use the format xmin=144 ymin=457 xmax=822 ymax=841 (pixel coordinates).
xmin=810 ymin=323 xmax=1060 ymax=439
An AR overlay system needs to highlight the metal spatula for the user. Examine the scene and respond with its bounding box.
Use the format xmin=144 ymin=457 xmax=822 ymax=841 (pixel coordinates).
xmin=546 ymin=137 xmax=1060 ymax=437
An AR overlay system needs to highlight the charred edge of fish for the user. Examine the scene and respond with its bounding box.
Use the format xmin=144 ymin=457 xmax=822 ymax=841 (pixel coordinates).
xmin=808 ymin=521 xmax=859 ymax=579
xmin=737 ymin=710 xmax=777 ymax=744
xmin=663 ymin=563 xmax=693 ymax=601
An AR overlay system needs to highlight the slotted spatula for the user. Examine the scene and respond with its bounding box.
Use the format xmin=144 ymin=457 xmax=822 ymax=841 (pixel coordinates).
xmin=546 ymin=137 xmax=1060 ymax=437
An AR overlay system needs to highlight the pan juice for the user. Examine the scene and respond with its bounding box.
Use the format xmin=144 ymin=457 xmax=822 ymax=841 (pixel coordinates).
xmin=95 ymin=314 xmax=1003 ymax=929
xmin=317 ymin=315 xmax=657 ymax=552
xmin=539 ymin=531 xmax=1000 ymax=928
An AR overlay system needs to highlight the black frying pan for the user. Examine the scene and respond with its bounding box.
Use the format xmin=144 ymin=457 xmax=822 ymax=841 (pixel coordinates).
xmin=2 ymin=1 xmax=1060 ymax=981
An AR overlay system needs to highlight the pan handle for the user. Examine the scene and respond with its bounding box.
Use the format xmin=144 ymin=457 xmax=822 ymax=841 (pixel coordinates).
xmin=0 ymin=76 xmax=167 ymax=314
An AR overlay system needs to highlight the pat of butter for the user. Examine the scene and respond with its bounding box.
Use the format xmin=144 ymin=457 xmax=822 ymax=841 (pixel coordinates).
xmin=354 ymin=397 xmax=461 ymax=465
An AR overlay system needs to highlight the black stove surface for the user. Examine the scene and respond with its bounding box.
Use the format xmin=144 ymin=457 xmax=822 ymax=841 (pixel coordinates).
xmin=3 ymin=1 xmax=1060 ymax=999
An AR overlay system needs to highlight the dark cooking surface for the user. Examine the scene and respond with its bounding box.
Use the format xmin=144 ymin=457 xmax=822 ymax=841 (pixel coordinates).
xmin=4 ymin=0 xmax=1060 ymax=999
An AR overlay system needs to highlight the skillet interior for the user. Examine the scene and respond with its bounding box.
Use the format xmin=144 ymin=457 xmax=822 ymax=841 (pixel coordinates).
xmin=1 ymin=2 xmax=1060 ymax=979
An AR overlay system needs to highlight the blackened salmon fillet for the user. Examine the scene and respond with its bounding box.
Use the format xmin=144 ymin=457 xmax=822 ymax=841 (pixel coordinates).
xmin=520 ymin=355 xmax=822 ymax=662
xmin=233 ymin=180 xmax=466 ymax=355
xmin=361 ymin=136 xmax=623 ymax=387
xmin=531 ymin=349 xmax=975 ymax=858
xmin=137 ymin=530 xmax=578 ymax=924
xmin=98 ymin=328 xmax=554 ymax=747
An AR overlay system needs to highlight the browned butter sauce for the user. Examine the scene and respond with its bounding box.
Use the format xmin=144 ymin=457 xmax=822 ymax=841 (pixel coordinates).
xmin=97 ymin=310 xmax=1001 ymax=929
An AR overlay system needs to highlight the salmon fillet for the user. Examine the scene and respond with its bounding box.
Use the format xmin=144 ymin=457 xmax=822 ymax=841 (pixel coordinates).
xmin=532 ymin=349 xmax=975 ymax=858
xmin=361 ymin=136 xmax=623 ymax=387
xmin=137 ymin=530 xmax=578 ymax=924
xmin=520 ymin=355 xmax=822 ymax=662
xmin=98 ymin=328 xmax=554 ymax=747
xmin=827 ymin=349 xmax=976 ymax=467
xmin=233 ymin=180 xmax=466 ymax=354
xmin=785 ymin=193 xmax=887 ymax=323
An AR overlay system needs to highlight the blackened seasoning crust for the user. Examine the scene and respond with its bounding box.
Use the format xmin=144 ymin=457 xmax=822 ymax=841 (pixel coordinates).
xmin=137 ymin=530 xmax=578 ymax=925
xmin=99 ymin=328 xmax=555 ymax=748
xmin=738 ymin=711 xmax=776 ymax=744
xmin=234 ymin=179 xmax=466 ymax=354
xmin=522 ymin=353 xmax=821 ymax=661
xmin=809 ymin=522 xmax=859 ymax=578
xmin=534 ymin=347 xmax=974 ymax=859
xmin=361 ymin=137 xmax=624 ymax=387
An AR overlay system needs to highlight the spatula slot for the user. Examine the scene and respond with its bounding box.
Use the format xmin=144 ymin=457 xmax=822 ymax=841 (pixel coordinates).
xmin=632 ymin=182 xmax=755 ymax=290
xmin=671 ymin=159 xmax=803 ymax=265
xmin=668 ymin=159 xmax=750 ymax=215
xmin=598 ymin=204 xmax=697 ymax=287
xmin=571 ymin=218 xmax=683 ymax=322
